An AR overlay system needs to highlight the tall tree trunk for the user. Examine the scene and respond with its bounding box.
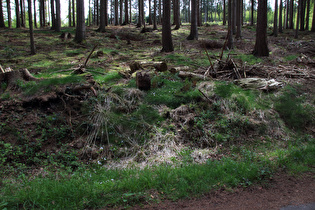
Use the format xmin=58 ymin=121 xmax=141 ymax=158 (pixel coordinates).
xmin=0 ymin=0 xmax=5 ymax=27
xmin=115 ymin=0 xmax=118 ymax=25
xmin=250 ymin=0 xmax=254 ymax=25
xmin=55 ymin=0 xmax=61 ymax=32
xmin=232 ymin=0 xmax=236 ymax=34
xmin=236 ymin=0 xmax=242 ymax=38
xmin=6 ymin=0 xmax=11 ymax=28
xmin=153 ymin=0 xmax=157 ymax=29
xmin=161 ymin=0 xmax=174 ymax=52
xmin=295 ymin=0 xmax=300 ymax=37
xmin=253 ymin=0 xmax=269 ymax=56
xmin=96 ymin=0 xmax=99 ymax=25
xmin=15 ymin=0 xmax=21 ymax=27
xmin=33 ymin=0 xmax=37 ymax=28
xmin=305 ymin=0 xmax=310 ymax=30
xmin=227 ymin=0 xmax=233 ymax=49
xmin=105 ymin=0 xmax=108 ymax=26
xmin=75 ymin=0 xmax=86 ymax=43
xmin=148 ymin=0 xmax=152 ymax=25
xmin=289 ymin=0 xmax=294 ymax=29
xmin=72 ymin=0 xmax=75 ymax=26
xmin=273 ymin=0 xmax=278 ymax=36
xmin=27 ymin=0 xmax=36 ymax=55
xmin=158 ymin=0 xmax=161 ymax=24
xmin=197 ymin=0 xmax=201 ymax=26
xmin=174 ymin=0 xmax=180 ymax=29
xmin=187 ymin=0 xmax=198 ymax=39
xmin=69 ymin=0 xmax=72 ymax=26
xmin=279 ymin=0 xmax=283 ymax=32
xmin=124 ymin=0 xmax=129 ymax=24
xmin=299 ymin=0 xmax=305 ymax=30
xmin=120 ymin=0 xmax=123 ymax=25
xmin=20 ymin=0 xmax=25 ymax=27
xmin=223 ymin=0 xmax=226 ymax=25
xmin=98 ymin=0 xmax=106 ymax=31
xmin=50 ymin=0 xmax=55 ymax=30
xmin=285 ymin=0 xmax=289 ymax=28
xmin=137 ymin=0 xmax=142 ymax=27
xmin=311 ymin=0 xmax=315 ymax=31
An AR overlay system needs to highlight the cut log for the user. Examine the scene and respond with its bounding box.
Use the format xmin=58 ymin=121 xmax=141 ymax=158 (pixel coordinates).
xmin=136 ymin=71 xmax=151 ymax=91
xmin=170 ymin=66 xmax=190 ymax=74
xmin=129 ymin=61 xmax=168 ymax=73
xmin=178 ymin=71 xmax=210 ymax=80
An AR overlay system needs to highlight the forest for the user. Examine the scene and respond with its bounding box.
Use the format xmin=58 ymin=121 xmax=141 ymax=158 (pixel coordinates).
xmin=0 ymin=0 xmax=315 ymax=209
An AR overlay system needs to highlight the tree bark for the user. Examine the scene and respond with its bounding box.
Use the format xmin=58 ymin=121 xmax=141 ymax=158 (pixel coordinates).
xmin=55 ymin=0 xmax=61 ymax=32
xmin=161 ymin=0 xmax=174 ymax=52
xmin=72 ymin=0 xmax=75 ymax=26
xmin=273 ymin=0 xmax=278 ymax=36
xmin=20 ymin=0 xmax=25 ymax=27
xmin=223 ymin=0 xmax=226 ymax=25
xmin=174 ymin=0 xmax=180 ymax=29
xmin=97 ymin=0 xmax=106 ymax=32
xmin=253 ymin=0 xmax=269 ymax=56
xmin=0 ymin=0 xmax=5 ymax=28
xmin=153 ymin=0 xmax=157 ymax=29
xmin=250 ymin=0 xmax=254 ymax=25
xmin=33 ymin=0 xmax=37 ymax=28
xmin=187 ymin=0 xmax=198 ymax=40
xmin=6 ymin=0 xmax=11 ymax=28
xmin=75 ymin=0 xmax=86 ymax=43
xmin=279 ymin=0 xmax=283 ymax=33
xmin=115 ymin=0 xmax=119 ymax=25
xmin=236 ymin=0 xmax=242 ymax=39
xmin=27 ymin=0 xmax=36 ymax=55
xmin=15 ymin=0 xmax=21 ymax=28
xmin=50 ymin=0 xmax=55 ymax=29
xmin=227 ymin=0 xmax=233 ymax=49
xmin=124 ymin=0 xmax=129 ymax=24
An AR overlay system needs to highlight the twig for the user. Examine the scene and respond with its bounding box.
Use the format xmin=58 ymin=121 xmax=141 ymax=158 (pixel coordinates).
xmin=203 ymin=44 xmax=215 ymax=73
xmin=198 ymin=89 xmax=214 ymax=104
xmin=83 ymin=45 xmax=98 ymax=68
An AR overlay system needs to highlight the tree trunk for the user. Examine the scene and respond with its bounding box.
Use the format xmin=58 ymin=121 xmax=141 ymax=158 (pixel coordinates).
xmin=69 ymin=0 xmax=72 ymax=26
xmin=72 ymin=0 xmax=75 ymax=26
xmin=227 ymin=0 xmax=233 ymax=49
xmin=27 ymin=0 xmax=36 ymax=55
xmin=312 ymin=0 xmax=315 ymax=32
xmin=33 ymin=0 xmax=37 ymax=28
xmin=20 ymin=0 xmax=25 ymax=27
xmin=197 ymin=0 xmax=201 ymax=26
xmin=299 ymin=0 xmax=305 ymax=31
xmin=137 ymin=0 xmax=142 ymax=27
xmin=6 ymin=0 xmax=11 ymax=28
xmin=161 ymin=0 xmax=174 ymax=52
xmin=15 ymin=0 xmax=21 ymax=28
xmin=289 ymin=0 xmax=294 ymax=29
xmin=187 ymin=0 xmax=198 ymax=40
xmin=75 ymin=0 xmax=85 ymax=43
xmin=115 ymin=0 xmax=118 ymax=25
xmin=158 ymin=0 xmax=161 ymax=24
xmin=279 ymin=0 xmax=283 ymax=33
xmin=235 ymin=0 xmax=242 ymax=39
xmin=98 ymin=0 xmax=106 ymax=31
xmin=253 ymin=0 xmax=269 ymax=56
xmin=174 ymin=0 xmax=180 ymax=29
xmin=305 ymin=0 xmax=310 ymax=30
xmin=295 ymin=0 xmax=300 ymax=38
xmin=153 ymin=0 xmax=157 ymax=29
xmin=223 ymin=0 xmax=226 ymax=25
xmin=250 ymin=0 xmax=254 ymax=25
xmin=0 ymin=0 xmax=5 ymax=28
xmin=124 ymin=0 xmax=129 ymax=24
xmin=120 ymin=0 xmax=123 ymax=25
xmin=50 ymin=0 xmax=55 ymax=29
xmin=148 ymin=0 xmax=152 ymax=25
xmin=55 ymin=0 xmax=61 ymax=32
xmin=273 ymin=0 xmax=278 ymax=36
xmin=285 ymin=0 xmax=289 ymax=28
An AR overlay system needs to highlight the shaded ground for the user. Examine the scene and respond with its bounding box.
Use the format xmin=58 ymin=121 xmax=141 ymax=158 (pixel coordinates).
xmin=132 ymin=172 xmax=315 ymax=210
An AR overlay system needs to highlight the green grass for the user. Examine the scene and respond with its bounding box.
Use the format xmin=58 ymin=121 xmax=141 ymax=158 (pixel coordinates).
xmin=1 ymin=138 xmax=314 ymax=209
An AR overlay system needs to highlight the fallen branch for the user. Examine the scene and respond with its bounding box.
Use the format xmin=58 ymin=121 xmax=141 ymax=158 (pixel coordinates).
xmin=83 ymin=45 xmax=98 ymax=68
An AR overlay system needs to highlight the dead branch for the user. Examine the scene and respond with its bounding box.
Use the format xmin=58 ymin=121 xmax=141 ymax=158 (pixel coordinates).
xmin=198 ymin=89 xmax=214 ymax=103
xmin=83 ymin=45 xmax=98 ymax=68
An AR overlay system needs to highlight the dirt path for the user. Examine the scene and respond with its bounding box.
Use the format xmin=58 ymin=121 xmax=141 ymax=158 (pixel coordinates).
xmin=132 ymin=172 xmax=315 ymax=210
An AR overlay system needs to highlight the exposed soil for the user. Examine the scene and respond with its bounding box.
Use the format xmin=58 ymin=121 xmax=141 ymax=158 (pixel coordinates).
xmin=132 ymin=172 xmax=315 ymax=210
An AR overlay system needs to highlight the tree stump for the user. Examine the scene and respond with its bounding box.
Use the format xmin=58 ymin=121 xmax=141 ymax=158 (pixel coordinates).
xmin=136 ymin=71 xmax=151 ymax=91
xmin=0 ymin=68 xmax=39 ymax=91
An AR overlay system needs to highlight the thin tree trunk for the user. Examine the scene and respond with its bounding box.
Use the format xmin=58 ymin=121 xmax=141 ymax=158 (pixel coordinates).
xmin=50 ymin=0 xmax=55 ymax=30
xmin=75 ymin=0 xmax=86 ymax=43
xmin=158 ymin=0 xmax=161 ymax=24
xmin=174 ymin=0 xmax=180 ymax=29
xmin=236 ymin=0 xmax=241 ymax=38
xmin=311 ymin=0 xmax=315 ymax=31
xmin=97 ymin=0 xmax=106 ymax=31
xmin=15 ymin=0 xmax=21 ymax=28
xmin=253 ymin=0 xmax=269 ymax=56
xmin=295 ymin=0 xmax=300 ymax=37
xmin=6 ymin=0 xmax=12 ymax=28
xmin=161 ymin=0 xmax=174 ymax=52
xmin=279 ymin=0 xmax=283 ymax=32
xmin=153 ymin=0 xmax=157 ymax=29
xmin=148 ymin=0 xmax=152 ymax=25
xmin=223 ymin=0 xmax=226 ymax=25
xmin=33 ymin=0 xmax=37 ymax=28
xmin=55 ymin=0 xmax=61 ymax=32
xmin=120 ymin=0 xmax=123 ymax=25
xmin=124 ymin=0 xmax=129 ymax=24
xmin=285 ymin=0 xmax=289 ymax=28
xmin=69 ymin=0 xmax=72 ymax=26
xmin=187 ymin=0 xmax=198 ymax=40
xmin=20 ymin=0 xmax=25 ymax=27
xmin=250 ymin=0 xmax=254 ymax=25
xmin=299 ymin=0 xmax=305 ymax=30
xmin=305 ymin=0 xmax=310 ymax=30
xmin=289 ymin=0 xmax=294 ymax=29
xmin=0 ymin=0 xmax=5 ymax=27
xmin=115 ymin=0 xmax=118 ymax=25
xmin=273 ymin=0 xmax=278 ymax=36
xmin=72 ymin=0 xmax=75 ymax=26
xmin=227 ymin=0 xmax=233 ymax=49
xmin=27 ymin=0 xmax=36 ymax=55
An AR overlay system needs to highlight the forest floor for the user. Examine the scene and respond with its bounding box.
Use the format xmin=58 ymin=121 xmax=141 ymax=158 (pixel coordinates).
xmin=0 ymin=24 xmax=314 ymax=209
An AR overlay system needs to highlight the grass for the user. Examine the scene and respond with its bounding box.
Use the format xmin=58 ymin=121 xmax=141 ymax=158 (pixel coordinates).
xmin=1 ymin=138 xmax=314 ymax=209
